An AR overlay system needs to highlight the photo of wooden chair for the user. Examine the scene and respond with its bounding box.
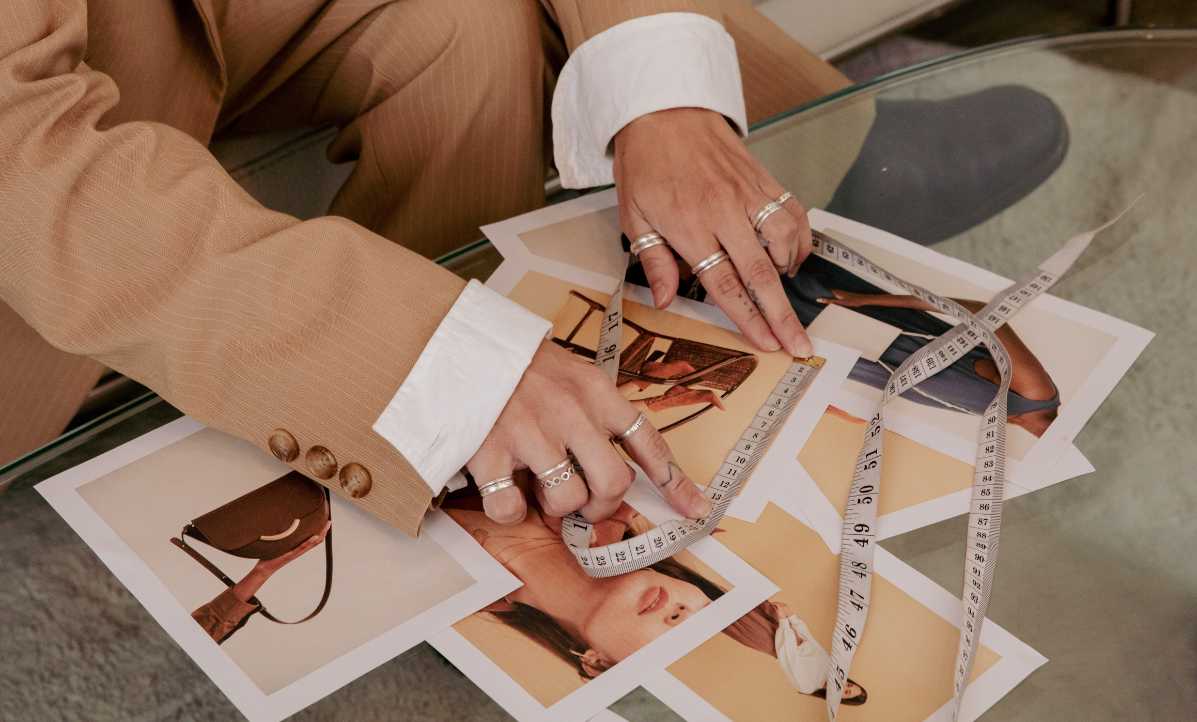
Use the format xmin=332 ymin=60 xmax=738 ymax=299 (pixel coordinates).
xmin=552 ymin=291 xmax=758 ymax=432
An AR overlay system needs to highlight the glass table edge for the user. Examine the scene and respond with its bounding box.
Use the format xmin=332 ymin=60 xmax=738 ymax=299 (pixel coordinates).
xmin=5 ymin=26 xmax=1194 ymax=484
xmin=750 ymin=26 xmax=1197 ymax=131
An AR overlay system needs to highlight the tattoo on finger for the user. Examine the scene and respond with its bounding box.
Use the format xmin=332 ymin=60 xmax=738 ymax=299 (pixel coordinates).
xmin=660 ymin=461 xmax=687 ymax=491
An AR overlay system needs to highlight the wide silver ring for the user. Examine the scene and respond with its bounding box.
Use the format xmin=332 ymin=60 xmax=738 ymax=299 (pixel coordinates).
xmin=478 ymin=476 xmax=515 ymax=498
xmin=775 ymin=191 xmax=795 ymax=206
xmin=616 ymin=412 xmax=648 ymax=442
xmin=751 ymin=200 xmax=785 ymax=232
xmin=691 ymin=250 xmax=730 ymax=276
xmin=629 ymin=232 xmax=667 ymax=256
xmin=535 ymin=458 xmax=576 ymax=490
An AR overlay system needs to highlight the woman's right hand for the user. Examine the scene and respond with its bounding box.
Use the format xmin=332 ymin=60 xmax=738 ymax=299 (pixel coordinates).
xmin=467 ymin=341 xmax=711 ymax=526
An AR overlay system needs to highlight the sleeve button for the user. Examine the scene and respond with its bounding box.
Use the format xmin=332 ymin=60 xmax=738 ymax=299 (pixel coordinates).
xmin=267 ymin=429 xmax=299 ymax=462
xmin=339 ymin=463 xmax=373 ymax=498
xmin=305 ymin=446 xmax=338 ymax=479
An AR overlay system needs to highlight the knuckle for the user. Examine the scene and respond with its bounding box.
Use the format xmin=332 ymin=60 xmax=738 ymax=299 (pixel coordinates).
xmin=711 ymin=267 xmax=742 ymax=297
xmin=486 ymin=492 xmax=526 ymax=524
xmin=551 ymin=486 xmax=588 ymax=515
xmin=746 ymin=257 xmax=777 ymax=287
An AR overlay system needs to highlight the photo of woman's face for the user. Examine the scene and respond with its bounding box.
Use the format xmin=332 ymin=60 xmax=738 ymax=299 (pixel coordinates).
xmin=581 ymin=569 xmax=711 ymax=662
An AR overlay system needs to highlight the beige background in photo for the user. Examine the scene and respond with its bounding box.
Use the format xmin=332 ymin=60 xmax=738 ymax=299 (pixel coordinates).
xmin=518 ymin=205 xmax=628 ymax=281
xmin=669 ymin=504 xmax=999 ymax=721
xmin=508 ymin=271 xmax=794 ymax=492
xmin=79 ymin=428 xmax=473 ymax=694
xmin=821 ymin=228 xmax=1117 ymax=458
xmin=454 ymin=532 xmax=730 ymax=709
xmin=800 ymin=407 xmax=976 ymax=517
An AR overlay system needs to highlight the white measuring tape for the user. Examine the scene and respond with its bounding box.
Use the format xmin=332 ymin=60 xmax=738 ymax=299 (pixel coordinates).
xmin=560 ymin=254 xmax=824 ymax=577
xmin=819 ymin=213 xmax=1128 ymax=720
xmin=558 ymin=212 xmax=1124 ymax=719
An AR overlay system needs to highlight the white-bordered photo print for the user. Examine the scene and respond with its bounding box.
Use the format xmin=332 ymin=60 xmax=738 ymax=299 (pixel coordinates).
xmin=481 ymin=191 xmax=1148 ymax=492
xmin=428 ymin=481 xmax=779 ymax=722
xmin=484 ymin=239 xmax=860 ymax=524
xmin=641 ymin=494 xmax=1046 ymax=722
xmin=36 ymin=418 xmax=520 ymax=722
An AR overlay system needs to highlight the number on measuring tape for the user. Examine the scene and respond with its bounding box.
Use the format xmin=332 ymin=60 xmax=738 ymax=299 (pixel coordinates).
xmin=559 ymin=251 xmax=824 ymax=579
xmin=813 ymin=217 xmax=1117 ymax=721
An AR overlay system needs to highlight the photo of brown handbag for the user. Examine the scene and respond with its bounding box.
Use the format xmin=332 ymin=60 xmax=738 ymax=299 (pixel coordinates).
xmin=170 ymin=471 xmax=333 ymax=626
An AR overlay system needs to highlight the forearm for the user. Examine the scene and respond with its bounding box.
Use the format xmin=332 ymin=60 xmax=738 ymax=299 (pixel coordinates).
xmin=0 ymin=0 xmax=463 ymax=533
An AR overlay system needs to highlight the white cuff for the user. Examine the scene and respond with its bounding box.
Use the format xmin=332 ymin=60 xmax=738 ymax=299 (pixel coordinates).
xmin=373 ymin=280 xmax=551 ymax=494
xmin=552 ymin=12 xmax=748 ymax=189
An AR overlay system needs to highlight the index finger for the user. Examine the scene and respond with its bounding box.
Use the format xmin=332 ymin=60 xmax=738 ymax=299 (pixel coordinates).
xmin=610 ymin=408 xmax=711 ymax=519
xmin=719 ymin=223 xmax=812 ymax=358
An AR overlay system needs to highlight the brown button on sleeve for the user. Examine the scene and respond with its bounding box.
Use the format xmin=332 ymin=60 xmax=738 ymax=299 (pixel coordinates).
xmin=339 ymin=462 xmax=373 ymax=498
xmin=268 ymin=429 xmax=299 ymax=462
xmin=305 ymin=446 xmax=338 ymax=479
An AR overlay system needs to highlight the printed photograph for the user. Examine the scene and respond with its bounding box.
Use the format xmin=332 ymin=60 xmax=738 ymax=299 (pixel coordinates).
xmin=664 ymin=502 xmax=1023 ymax=722
xmin=40 ymin=419 xmax=518 ymax=721
xmin=506 ymin=270 xmax=796 ymax=497
xmin=431 ymin=482 xmax=778 ymax=722
xmin=485 ymin=195 xmax=1150 ymax=478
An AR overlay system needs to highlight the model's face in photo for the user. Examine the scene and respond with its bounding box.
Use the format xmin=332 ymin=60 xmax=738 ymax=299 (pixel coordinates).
xmin=580 ymin=568 xmax=710 ymax=662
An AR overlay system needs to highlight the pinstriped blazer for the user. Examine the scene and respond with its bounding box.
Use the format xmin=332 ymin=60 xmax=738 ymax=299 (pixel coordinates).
xmin=0 ymin=0 xmax=710 ymax=534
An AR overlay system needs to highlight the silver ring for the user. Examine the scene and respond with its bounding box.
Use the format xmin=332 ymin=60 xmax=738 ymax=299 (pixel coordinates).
xmin=751 ymin=200 xmax=785 ymax=232
xmin=535 ymin=458 xmax=571 ymax=479
xmin=775 ymin=191 xmax=795 ymax=205
xmin=629 ymin=232 xmax=667 ymax=256
xmin=536 ymin=459 xmax=576 ymax=490
xmin=478 ymin=476 xmax=515 ymax=498
xmin=616 ymin=412 xmax=648 ymax=442
xmin=691 ymin=250 xmax=730 ymax=276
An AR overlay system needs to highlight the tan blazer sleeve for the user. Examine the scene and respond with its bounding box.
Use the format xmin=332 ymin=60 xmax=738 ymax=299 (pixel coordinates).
xmin=0 ymin=0 xmax=460 ymax=535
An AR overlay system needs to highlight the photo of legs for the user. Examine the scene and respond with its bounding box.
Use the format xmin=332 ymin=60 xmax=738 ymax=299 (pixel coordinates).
xmin=665 ymin=503 xmax=1004 ymax=721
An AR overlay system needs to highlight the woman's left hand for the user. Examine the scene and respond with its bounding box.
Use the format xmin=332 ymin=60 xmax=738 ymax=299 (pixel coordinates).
xmin=614 ymin=108 xmax=813 ymax=358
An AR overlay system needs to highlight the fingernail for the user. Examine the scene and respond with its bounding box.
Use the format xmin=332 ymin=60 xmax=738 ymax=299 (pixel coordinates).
xmin=651 ymin=283 xmax=667 ymax=307
xmin=792 ymin=333 xmax=814 ymax=359
xmin=816 ymin=297 xmax=828 ymax=304
xmin=761 ymin=335 xmax=781 ymax=352
xmin=691 ymin=495 xmax=713 ymax=518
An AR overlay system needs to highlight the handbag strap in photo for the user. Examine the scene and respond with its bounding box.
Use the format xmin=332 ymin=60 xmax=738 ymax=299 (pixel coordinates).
xmin=170 ymin=506 xmax=334 ymax=624
xmin=559 ymin=248 xmax=824 ymax=577
xmin=814 ymin=212 xmax=1128 ymax=721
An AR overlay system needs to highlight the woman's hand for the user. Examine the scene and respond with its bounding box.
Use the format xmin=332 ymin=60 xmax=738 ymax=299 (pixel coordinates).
xmin=252 ymin=521 xmax=331 ymax=576
xmin=467 ymin=341 xmax=711 ymax=526
xmin=232 ymin=521 xmax=331 ymax=603
xmin=614 ymin=108 xmax=813 ymax=358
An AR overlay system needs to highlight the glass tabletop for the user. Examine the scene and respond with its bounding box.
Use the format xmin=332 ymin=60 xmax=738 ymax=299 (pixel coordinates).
xmin=3 ymin=29 xmax=1194 ymax=721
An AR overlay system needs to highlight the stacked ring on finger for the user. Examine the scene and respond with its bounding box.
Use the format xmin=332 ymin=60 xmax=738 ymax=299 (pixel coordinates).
xmin=478 ymin=475 xmax=515 ymax=498
xmin=535 ymin=457 xmax=577 ymax=490
xmin=691 ymin=250 xmax=730 ymax=276
xmin=751 ymin=200 xmax=785 ymax=233
xmin=629 ymin=232 xmax=667 ymax=256
xmin=615 ymin=412 xmax=648 ymax=444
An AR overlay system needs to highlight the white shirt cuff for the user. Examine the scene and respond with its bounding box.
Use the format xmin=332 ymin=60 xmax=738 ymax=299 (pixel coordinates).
xmin=373 ymin=280 xmax=551 ymax=494
xmin=552 ymin=12 xmax=748 ymax=189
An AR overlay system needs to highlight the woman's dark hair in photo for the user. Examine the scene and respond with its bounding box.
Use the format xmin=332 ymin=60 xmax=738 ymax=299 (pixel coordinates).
xmin=488 ymin=539 xmax=726 ymax=679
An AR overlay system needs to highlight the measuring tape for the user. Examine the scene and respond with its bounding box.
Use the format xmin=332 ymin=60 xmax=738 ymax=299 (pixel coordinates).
xmin=557 ymin=212 xmax=1120 ymax=719
xmin=560 ymin=254 xmax=824 ymax=577
xmin=818 ymin=216 xmax=1121 ymax=720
